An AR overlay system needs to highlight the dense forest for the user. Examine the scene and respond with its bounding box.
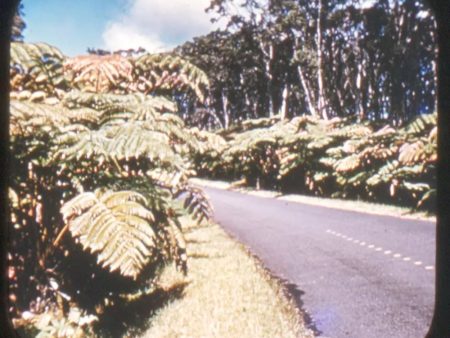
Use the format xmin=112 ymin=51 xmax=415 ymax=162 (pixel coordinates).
xmin=7 ymin=0 xmax=437 ymax=336
xmin=175 ymin=0 xmax=436 ymax=129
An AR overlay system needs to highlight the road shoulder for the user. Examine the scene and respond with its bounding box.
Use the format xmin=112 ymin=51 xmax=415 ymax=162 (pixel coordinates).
xmin=190 ymin=178 xmax=435 ymax=223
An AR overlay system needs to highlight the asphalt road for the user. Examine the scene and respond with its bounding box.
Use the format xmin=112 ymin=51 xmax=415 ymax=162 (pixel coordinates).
xmin=202 ymin=187 xmax=435 ymax=338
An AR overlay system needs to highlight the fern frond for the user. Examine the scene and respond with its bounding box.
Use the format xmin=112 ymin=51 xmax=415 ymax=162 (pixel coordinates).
xmin=331 ymin=124 xmax=372 ymax=138
xmin=417 ymin=188 xmax=436 ymax=208
xmin=307 ymin=136 xmax=335 ymax=150
xmin=62 ymin=91 xmax=177 ymax=120
xmin=61 ymin=190 xmax=156 ymax=279
xmin=190 ymin=128 xmax=227 ymax=154
xmin=404 ymin=113 xmax=437 ymax=136
xmin=178 ymin=186 xmax=213 ymax=223
xmin=133 ymin=53 xmax=210 ymax=102
xmin=64 ymin=54 xmax=133 ymax=93
xmin=334 ymin=155 xmax=361 ymax=173
xmin=10 ymin=42 xmax=66 ymax=94
xmin=400 ymin=181 xmax=430 ymax=193
xmin=54 ymin=122 xmax=187 ymax=172
xmin=398 ymin=140 xmax=436 ymax=165
xmin=10 ymin=100 xmax=70 ymax=136
xmin=165 ymin=218 xmax=187 ymax=274
xmin=360 ymin=145 xmax=397 ymax=160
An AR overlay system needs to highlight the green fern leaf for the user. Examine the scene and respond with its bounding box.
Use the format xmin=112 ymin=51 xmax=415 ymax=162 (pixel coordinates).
xmin=61 ymin=190 xmax=156 ymax=279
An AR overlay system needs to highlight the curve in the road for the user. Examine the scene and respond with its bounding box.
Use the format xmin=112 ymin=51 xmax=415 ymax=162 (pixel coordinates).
xmin=202 ymin=187 xmax=435 ymax=338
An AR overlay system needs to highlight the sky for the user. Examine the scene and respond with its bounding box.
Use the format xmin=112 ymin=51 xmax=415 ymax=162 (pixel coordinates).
xmin=21 ymin=0 xmax=218 ymax=56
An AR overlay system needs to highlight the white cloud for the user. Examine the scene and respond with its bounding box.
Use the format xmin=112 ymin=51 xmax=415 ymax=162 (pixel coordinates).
xmin=102 ymin=0 xmax=216 ymax=53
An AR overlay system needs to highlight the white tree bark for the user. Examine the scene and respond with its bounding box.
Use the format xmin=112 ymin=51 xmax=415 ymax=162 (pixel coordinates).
xmin=280 ymin=84 xmax=289 ymax=120
xmin=222 ymin=92 xmax=229 ymax=129
xmin=260 ymin=41 xmax=275 ymax=116
xmin=316 ymin=0 xmax=328 ymax=120
xmin=297 ymin=64 xmax=318 ymax=117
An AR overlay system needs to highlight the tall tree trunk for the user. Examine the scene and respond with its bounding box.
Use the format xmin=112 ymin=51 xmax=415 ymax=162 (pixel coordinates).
xmin=316 ymin=0 xmax=328 ymax=120
xmin=431 ymin=58 xmax=438 ymax=113
xmin=356 ymin=63 xmax=366 ymax=120
xmin=244 ymin=92 xmax=252 ymax=119
xmin=280 ymin=84 xmax=289 ymax=120
xmin=222 ymin=92 xmax=229 ymax=129
xmin=297 ymin=64 xmax=318 ymax=117
xmin=261 ymin=41 xmax=275 ymax=117
xmin=207 ymin=110 xmax=224 ymax=129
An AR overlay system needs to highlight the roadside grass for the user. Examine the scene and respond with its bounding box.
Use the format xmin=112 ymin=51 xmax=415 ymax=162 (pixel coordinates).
xmin=139 ymin=218 xmax=314 ymax=338
xmin=190 ymin=178 xmax=435 ymax=222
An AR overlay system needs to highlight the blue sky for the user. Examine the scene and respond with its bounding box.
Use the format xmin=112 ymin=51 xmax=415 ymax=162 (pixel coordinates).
xmin=21 ymin=0 xmax=217 ymax=56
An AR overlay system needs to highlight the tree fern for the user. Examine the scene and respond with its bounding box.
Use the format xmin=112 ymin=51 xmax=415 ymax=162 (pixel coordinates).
xmin=54 ymin=122 xmax=187 ymax=172
xmin=61 ymin=190 xmax=157 ymax=279
xmin=133 ymin=53 xmax=210 ymax=102
xmin=64 ymin=54 xmax=134 ymax=93
xmin=195 ymin=111 xmax=436 ymax=208
xmin=10 ymin=42 xmax=66 ymax=95
xmin=62 ymin=90 xmax=176 ymax=112
xmin=403 ymin=113 xmax=437 ymax=136
xmin=177 ymin=186 xmax=213 ymax=223
xmin=10 ymin=101 xmax=69 ymax=137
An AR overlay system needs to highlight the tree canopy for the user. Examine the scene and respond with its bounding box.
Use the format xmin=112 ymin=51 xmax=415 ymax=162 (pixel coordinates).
xmin=177 ymin=0 xmax=436 ymax=128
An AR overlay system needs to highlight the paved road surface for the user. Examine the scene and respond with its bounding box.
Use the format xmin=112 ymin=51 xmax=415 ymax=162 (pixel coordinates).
xmin=202 ymin=187 xmax=435 ymax=338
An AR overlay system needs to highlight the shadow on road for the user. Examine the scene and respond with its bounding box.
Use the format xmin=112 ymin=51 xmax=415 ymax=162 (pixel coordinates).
xmin=282 ymin=280 xmax=323 ymax=337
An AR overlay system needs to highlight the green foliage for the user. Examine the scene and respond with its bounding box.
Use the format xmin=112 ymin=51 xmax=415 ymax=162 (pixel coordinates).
xmin=62 ymin=90 xmax=177 ymax=113
xmin=10 ymin=42 xmax=210 ymax=115
xmin=179 ymin=0 xmax=436 ymax=126
xmin=64 ymin=54 xmax=134 ymax=93
xmin=61 ymin=190 xmax=158 ymax=279
xmin=196 ymin=113 xmax=436 ymax=208
xmin=133 ymin=53 xmax=210 ymax=102
xmin=10 ymin=42 xmax=66 ymax=98
xmin=9 ymin=44 xmax=212 ymax=335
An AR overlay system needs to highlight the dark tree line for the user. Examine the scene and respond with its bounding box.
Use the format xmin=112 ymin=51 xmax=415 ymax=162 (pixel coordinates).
xmin=176 ymin=0 xmax=437 ymax=129
xmin=11 ymin=2 xmax=25 ymax=42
